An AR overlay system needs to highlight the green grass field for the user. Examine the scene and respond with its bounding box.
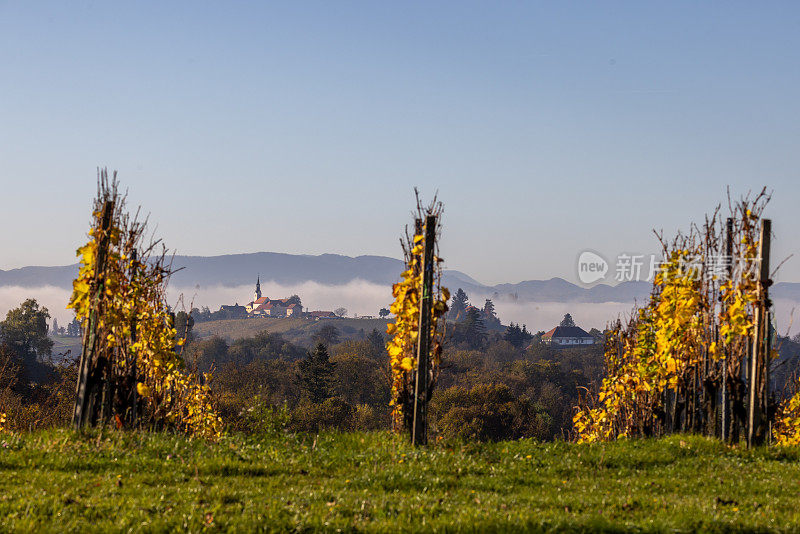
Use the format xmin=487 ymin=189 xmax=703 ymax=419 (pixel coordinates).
xmin=2 ymin=430 xmax=799 ymax=532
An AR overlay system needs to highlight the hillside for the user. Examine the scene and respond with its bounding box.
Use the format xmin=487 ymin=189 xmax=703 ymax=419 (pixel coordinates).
xmin=2 ymin=430 xmax=799 ymax=532
xmin=50 ymin=335 xmax=83 ymax=361
xmin=192 ymin=316 xmax=391 ymax=345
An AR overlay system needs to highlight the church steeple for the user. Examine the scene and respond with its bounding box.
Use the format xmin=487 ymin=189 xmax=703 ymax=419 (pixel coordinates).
xmin=254 ymin=275 xmax=262 ymax=301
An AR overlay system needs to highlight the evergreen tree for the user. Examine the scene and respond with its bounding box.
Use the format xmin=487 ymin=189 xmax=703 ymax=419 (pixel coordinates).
xmin=482 ymin=299 xmax=501 ymax=329
xmin=463 ymin=306 xmax=487 ymax=349
xmin=297 ymin=342 xmax=337 ymax=403
xmin=504 ymin=322 xmax=534 ymax=349
xmin=504 ymin=322 xmax=524 ymax=348
xmin=449 ymin=288 xmax=469 ymax=322
xmin=521 ymin=324 xmax=532 ymax=341
xmin=483 ymin=299 xmax=494 ymax=317
xmin=560 ymin=313 xmax=576 ymax=328
xmin=52 ymin=318 xmax=59 ymax=336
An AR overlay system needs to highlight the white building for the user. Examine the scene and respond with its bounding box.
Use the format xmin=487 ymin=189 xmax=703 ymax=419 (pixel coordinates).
xmin=541 ymin=325 xmax=595 ymax=347
xmin=244 ymin=277 xmax=303 ymax=317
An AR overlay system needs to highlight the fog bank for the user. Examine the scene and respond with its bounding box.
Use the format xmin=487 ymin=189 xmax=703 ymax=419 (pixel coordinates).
xmin=2 ymin=282 xmax=798 ymax=338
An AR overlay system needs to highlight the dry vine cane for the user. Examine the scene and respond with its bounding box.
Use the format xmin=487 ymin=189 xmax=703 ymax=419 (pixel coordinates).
xmin=69 ymin=170 xmax=222 ymax=438
xmin=386 ymin=193 xmax=449 ymax=436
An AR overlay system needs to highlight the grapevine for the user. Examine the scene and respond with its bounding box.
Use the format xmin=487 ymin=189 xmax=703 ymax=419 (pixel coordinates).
xmin=575 ymin=190 xmax=770 ymax=443
xmin=69 ymin=171 xmax=222 ymax=438
xmin=386 ymin=193 xmax=449 ymax=434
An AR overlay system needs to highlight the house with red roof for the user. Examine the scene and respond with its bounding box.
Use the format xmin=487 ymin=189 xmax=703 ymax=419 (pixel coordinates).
xmin=541 ymin=325 xmax=595 ymax=347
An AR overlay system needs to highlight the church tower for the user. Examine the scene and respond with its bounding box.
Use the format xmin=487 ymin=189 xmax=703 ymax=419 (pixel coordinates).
xmin=254 ymin=275 xmax=262 ymax=302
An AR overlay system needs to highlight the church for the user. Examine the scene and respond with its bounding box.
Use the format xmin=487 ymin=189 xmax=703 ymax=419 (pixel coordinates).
xmin=245 ymin=277 xmax=303 ymax=317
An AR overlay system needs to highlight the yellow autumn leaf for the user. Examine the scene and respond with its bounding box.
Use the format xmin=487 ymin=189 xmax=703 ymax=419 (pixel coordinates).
xmin=136 ymin=382 xmax=151 ymax=397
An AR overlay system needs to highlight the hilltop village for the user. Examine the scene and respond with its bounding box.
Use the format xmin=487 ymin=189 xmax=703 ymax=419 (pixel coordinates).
xmin=188 ymin=279 xmax=597 ymax=349
xmin=192 ymin=277 xmax=344 ymax=322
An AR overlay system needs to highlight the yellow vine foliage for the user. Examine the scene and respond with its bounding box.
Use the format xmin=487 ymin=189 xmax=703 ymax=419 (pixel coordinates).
xmin=653 ymin=250 xmax=706 ymax=391
xmin=574 ymin=195 xmax=775 ymax=444
xmin=775 ymin=381 xmax=800 ymax=446
xmin=386 ymin=226 xmax=449 ymax=432
xmin=68 ymin=187 xmax=222 ymax=439
xmin=718 ymin=220 xmax=759 ymax=349
xmin=573 ymin=322 xmax=623 ymax=443
xmin=574 ymin=250 xmax=707 ymax=442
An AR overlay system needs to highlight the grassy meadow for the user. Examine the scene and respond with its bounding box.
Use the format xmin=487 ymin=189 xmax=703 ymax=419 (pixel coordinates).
xmin=1 ymin=430 xmax=799 ymax=532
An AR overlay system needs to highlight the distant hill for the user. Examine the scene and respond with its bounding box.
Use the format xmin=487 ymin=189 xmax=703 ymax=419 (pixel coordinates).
xmin=0 ymin=253 xmax=483 ymax=293
xmin=0 ymin=264 xmax=78 ymax=289
xmin=192 ymin=316 xmax=391 ymax=346
xmin=2 ymin=251 xmax=799 ymax=305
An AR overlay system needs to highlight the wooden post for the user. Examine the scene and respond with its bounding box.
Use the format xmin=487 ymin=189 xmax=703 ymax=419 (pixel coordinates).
xmin=761 ymin=223 xmax=772 ymax=443
xmin=412 ymin=215 xmax=436 ymax=446
xmin=73 ymin=200 xmax=114 ymax=429
xmin=129 ymin=249 xmax=139 ymax=425
xmin=748 ymin=218 xmax=771 ymax=447
xmin=401 ymin=219 xmax=424 ymax=435
xmin=765 ymin=309 xmax=773 ymax=442
xmin=721 ymin=217 xmax=733 ymax=441
xmin=748 ymin=307 xmax=761 ymax=447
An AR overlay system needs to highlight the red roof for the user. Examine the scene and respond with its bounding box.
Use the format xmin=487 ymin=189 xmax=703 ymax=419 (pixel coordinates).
xmin=542 ymin=326 xmax=592 ymax=339
xmin=542 ymin=327 xmax=558 ymax=339
xmin=254 ymin=298 xmax=291 ymax=309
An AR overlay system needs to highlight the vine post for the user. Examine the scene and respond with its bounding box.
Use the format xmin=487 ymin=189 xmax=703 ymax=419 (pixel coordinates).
xmin=721 ymin=216 xmax=733 ymax=441
xmin=73 ymin=198 xmax=114 ymax=429
xmin=386 ymin=193 xmax=448 ymax=442
xmin=412 ymin=214 xmax=436 ymax=446
xmin=128 ymin=248 xmax=139 ymax=425
xmin=748 ymin=218 xmax=771 ymax=447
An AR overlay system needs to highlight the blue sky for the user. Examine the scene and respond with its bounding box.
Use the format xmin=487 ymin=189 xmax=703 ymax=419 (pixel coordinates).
xmin=1 ymin=2 xmax=799 ymax=285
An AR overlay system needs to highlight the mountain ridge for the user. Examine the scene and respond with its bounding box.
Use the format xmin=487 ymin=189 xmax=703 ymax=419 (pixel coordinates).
xmin=1 ymin=251 xmax=798 ymax=304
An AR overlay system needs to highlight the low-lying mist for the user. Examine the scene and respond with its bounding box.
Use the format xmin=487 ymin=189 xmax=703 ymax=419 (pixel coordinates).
xmin=2 ymin=281 xmax=798 ymax=337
